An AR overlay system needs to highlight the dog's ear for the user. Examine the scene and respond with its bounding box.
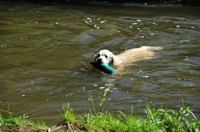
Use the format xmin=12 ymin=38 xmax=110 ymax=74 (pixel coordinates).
xmin=94 ymin=52 xmax=99 ymax=61
xmin=110 ymin=55 xmax=121 ymax=66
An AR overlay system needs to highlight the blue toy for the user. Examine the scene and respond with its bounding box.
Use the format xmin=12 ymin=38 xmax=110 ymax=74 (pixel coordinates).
xmin=90 ymin=61 xmax=114 ymax=75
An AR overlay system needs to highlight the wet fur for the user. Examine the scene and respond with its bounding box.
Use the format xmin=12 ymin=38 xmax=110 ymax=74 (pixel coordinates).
xmin=93 ymin=46 xmax=162 ymax=74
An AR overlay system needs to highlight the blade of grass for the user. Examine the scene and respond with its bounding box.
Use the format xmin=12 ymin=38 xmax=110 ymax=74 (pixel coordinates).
xmin=99 ymin=88 xmax=110 ymax=113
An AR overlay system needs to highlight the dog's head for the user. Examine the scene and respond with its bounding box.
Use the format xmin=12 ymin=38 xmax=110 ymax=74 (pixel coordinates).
xmin=94 ymin=49 xmax=114 ymax=66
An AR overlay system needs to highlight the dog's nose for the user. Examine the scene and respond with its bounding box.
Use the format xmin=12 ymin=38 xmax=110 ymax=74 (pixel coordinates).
xmin=97 ymin=58 xmax=102 ymax=63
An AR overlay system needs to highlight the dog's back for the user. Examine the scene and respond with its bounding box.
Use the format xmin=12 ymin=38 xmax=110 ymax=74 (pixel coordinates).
xmin=113 ymin=46 xmax=162 ymax=65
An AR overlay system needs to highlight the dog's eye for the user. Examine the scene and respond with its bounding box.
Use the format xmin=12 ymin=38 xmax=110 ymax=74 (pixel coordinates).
xmin=97 ymin=54 xmax=100 ymax=57
xmin=105 ymin=55 xmax=108 ymax=58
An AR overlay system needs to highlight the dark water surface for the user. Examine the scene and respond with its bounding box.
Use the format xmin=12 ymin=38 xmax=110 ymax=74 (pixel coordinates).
xmin=0 ymin=3 xmax=200 ymax=125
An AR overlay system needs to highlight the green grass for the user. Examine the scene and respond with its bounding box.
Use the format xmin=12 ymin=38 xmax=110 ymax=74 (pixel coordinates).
xmin=0 ymin=102 xmax=48 ymax=131
xmin=61 ymin=88 xmax=200 ymax=132
xmin=1 ymin=89 xmax=200 ymax=132
xmin=57 ymin=104 xmax=200 ymax=132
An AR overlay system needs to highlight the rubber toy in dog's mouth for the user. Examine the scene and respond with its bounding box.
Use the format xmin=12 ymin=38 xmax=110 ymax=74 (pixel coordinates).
xmin=90 ymin=61 xmax=114 ymax=75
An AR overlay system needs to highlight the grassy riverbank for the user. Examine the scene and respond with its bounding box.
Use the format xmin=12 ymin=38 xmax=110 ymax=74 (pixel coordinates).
xmin=1 ymin=88 xmax=199 ymax=132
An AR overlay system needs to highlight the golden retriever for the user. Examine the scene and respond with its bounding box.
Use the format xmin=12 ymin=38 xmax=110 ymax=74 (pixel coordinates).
xmin=93 ymin=46 xmax=162 ymax=74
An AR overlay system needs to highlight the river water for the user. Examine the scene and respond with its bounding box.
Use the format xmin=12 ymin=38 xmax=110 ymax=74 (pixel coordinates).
xmin=0 ymin=3 xmax=200 ymax=125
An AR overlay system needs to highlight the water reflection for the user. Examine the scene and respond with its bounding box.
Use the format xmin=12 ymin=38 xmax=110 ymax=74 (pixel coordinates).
xmin=0 ymin=3 xmax=200 ymax=125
